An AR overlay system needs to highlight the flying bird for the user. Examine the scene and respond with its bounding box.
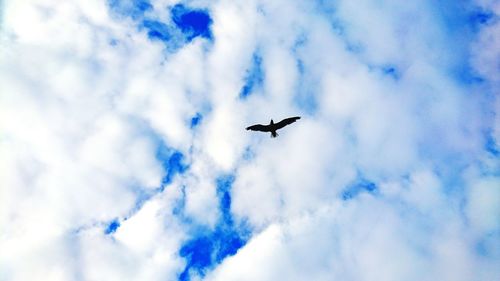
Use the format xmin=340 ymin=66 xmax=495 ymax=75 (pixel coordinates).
xmin=246 ymin=116 xmax=301 ymax=138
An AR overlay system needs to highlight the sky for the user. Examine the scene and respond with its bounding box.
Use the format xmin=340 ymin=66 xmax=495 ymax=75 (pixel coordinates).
xmin=0 ymin=0 xmax=499 ymax=280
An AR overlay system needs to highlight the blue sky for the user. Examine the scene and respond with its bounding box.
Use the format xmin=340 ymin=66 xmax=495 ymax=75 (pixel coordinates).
xmin=0 ymin=0 xmax=499 ymax=280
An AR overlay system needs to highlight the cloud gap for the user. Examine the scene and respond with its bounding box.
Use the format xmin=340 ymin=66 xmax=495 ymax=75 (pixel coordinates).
xmin=190 ymin=112 xmax=203 ymax=128
xmin=99 ymin=141 xmax=188 ymax=234
xmin=380 ymin=65 xmax=400 ymax=80
xmin=108 ymin=0 xmax=153 ymax=19
xmin=104 ymin=219 xmax=121 ymax=234
xmin=155 ymin=144 xmax=189 ymax=187
xmin=453 ymin=64 xmax=485 ymax=85
xmin=475 ymin=231 xmax=500 ymax=258
xmin=291 ymin=35 xmax=319 ymax=114
xmin=293 ymin=58 xmax=318 ymax=114
xmin=178 ymin=174 xmax=250 ymax=281
xmin=239 ymin=51 xmax=264 ymax=99
xmin=171 ymin=4 xmax=213 ymax=42
xmin=485 ymin=131 xmax=500 ymax=157
xmin=140 ymin=20 xmax=171 ymax=42
xmin=467 ymin=9 xmax=497 ymax=31
xmin=341 ymin=177 xmax=379 ymax=201
xmin=108 ymin=1 xmax=213 ymax=52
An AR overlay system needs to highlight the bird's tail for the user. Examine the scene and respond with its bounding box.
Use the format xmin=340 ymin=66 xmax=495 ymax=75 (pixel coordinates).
xmin=271 ymin=131 xmax=278 ymax=138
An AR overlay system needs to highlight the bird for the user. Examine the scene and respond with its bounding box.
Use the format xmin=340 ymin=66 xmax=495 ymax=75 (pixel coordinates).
xmin=246 ymin=116 xmax=301 ymax=138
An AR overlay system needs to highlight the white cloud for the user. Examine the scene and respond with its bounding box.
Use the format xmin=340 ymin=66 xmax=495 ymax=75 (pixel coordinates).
xmin=1 ymin=0 xmax=499 ymax=280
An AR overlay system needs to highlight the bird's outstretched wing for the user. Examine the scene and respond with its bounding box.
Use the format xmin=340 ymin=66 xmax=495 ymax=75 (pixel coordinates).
xmin=246 ymin=124 xmax=270 ymax=132
xmin=274 ymin=116 xmax=301 ymax=130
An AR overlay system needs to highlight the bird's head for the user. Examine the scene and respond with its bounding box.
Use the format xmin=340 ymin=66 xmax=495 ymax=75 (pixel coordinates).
xmin=270 ymin=119 xmax=274 ymax=125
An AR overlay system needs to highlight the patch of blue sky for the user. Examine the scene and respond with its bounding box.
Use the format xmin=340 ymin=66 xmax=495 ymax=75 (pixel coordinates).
xmin=433 ymin=0 xmax=478 ymax=34
xmin=109 ymin=38 xmax=118 ymax=46
xmin=291 ymin=32 xmax=308 ymax=54
xmin=242 ymin=146 xmax=256 ymax=161
xmin=381 ymin=65 xmax=400 ymax=80
xmin=325 ymin=18 xmax=364 ymax=54
xmin=216 ymin=175 xmax=235 ymax=222
xmin=179 ymin=236 xmax=213 ymax=280
xmin=213 ymin=229 xmax=247 ymax=262
xmin=239 ymin=52 xmax=264 ymax=99
xmin=453 ymin=64 xmax=485 ymax=85
xmin=107 ymin=0 xmax=152 ymax=19
xmin=314 ymin=0 xmax=338 ymax=20
xmin=293 ymin=59 xmax=318 ymax=114
xmin=467 ymin=9 xmax=497 ymax=32
xmin=430 ymin=163 xmax=471 ymax=198
xmin=108 ymin=1 xmax=213 ymax=52
xmin=118 ymin=163 xmax=189 ymax=234
xmin=364 ymin=64 xmax=402 ymax=81
xmin=159 ymin=151 xmax=188 ymax=186
xmin=461 ymin=69 xmax=486 ymax=85
xmin=341 ymin=178 xmax=378 ymax=201
xmin=179 ymin=226 xmax=247 ymax=281
xmin=171 ymin=4 xmax=213 ymax=42
xmin=172 ymin=185 xmax=189 ymax=219
xmin=330 ymin=19 xmax=346 ymax=36
xmin=431 ymin=1 xmax=491 ymax=85
xmin=310 ymin=3 xmax=364 ymax=55
xmin=88 ymin=119 xmax=190 ymax=223
xmin=443 ymin=8 xmax=488 ymax=85
xmin=190 ymin=113 xmax=203 ymax=128
xmin=444 ymin=50 xmax=482 ymax=86
xmin=178 ymin=174 xmax=250 ymax=281
xmin=485 ymin=132 xmax=500 ymax=157
xmin=439 ymin=7 xmax=487 ymax=85
xmin=140 ymin=20 xmax=171 ymax=42
xmin=475 ymin=231 xmax=500 ymax=258
xmin=104 ymin=219 xmax=120 ymax=234
xmin=296 ymin=57 xmax=305 ymax=74
xmin=154 ymin=138 xmax=189 ymax=188
xmin=293 ymin=90 xmax=317 ymax=114
xmin=290 ymin=36 xmax=319 ymax=114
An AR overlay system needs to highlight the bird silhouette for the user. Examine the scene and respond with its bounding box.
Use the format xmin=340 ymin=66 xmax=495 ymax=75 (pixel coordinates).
xmin=246 ymin=116 xmax=301 ymax=138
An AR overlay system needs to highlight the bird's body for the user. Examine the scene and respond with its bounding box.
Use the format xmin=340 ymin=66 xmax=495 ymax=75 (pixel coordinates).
xmin=246 ymin=116 xmax=301 ymax=137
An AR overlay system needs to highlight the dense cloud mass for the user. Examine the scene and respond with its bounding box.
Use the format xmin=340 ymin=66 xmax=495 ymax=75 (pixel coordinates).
xmin=1 ymin=0 xmax=499 ymax=280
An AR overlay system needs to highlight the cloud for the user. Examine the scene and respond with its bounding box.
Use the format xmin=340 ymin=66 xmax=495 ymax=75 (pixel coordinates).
xmin=1 ymin=0 xmax=499 ymax=280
